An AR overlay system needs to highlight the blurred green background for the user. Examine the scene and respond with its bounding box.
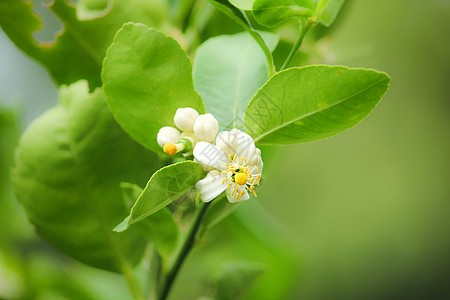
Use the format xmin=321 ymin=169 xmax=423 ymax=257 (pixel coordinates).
xmin=1 ymin=0 xmax=449 ymax=299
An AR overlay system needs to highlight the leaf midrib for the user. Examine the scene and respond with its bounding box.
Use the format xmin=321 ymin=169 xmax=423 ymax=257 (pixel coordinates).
xmin=59 ymin=17 xmax=104 ymax=67
xmin=63 ymin=106 xmax=129 ymax=272
xmin=232 ymin=39 xmax=252 ymax=127
xmin=253 ymin=77 xmax=389 ymax=143
xmin=131 ymin=185 xmax=194 ymax=225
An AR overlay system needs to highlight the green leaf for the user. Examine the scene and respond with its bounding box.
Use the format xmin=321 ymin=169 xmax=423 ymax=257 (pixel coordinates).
xmin=0 ymin=106 xmax=20 ymax=241
xmin=12 ymin=80 xmax=162 ymax=272
xmin=102 ymin=23 xmax=204 ymax=152
xmin=214 ymin=261 xmax=266 ymax=300
xmin=244 ymin=65 xmax=390 ymax=145
xmin=193 ymin=32 xmax=279 ymax=129
xmin=316 ymin=0 xmax=345 ymax=26
xmin=0 ymin=0 xmax=168 ymax=88
xmin=125 ymin=161 xmax=205 ymax=226
xmin=252 ymin=0 xmax=315 ymax=28
xmin=116 ymin=183 xmax=179 ymax=257
xmin=228 ymin=0 xmax=254 ymax=10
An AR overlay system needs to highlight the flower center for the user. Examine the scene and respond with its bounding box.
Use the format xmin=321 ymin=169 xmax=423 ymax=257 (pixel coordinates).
xmin=235 ymin=172 xmax=248 ymax=185
xmin=220 ymin=154 xmax=261 ymax=201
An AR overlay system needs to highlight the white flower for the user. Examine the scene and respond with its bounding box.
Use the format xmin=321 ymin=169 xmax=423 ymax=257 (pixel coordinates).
xmin=174 ymin=107 xmax=199 ymax=132
xmin=194 ymin=129 xmax=262 ymax=203
xmin=193 ymin=113 xmax=219 ymax=143
xmin=157 ymin=126 xmax=181 ymax=148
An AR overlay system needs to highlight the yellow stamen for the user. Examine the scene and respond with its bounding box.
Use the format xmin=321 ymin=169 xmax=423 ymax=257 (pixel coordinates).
xmin=163 ymin=143 xmax=177 ymax=156
xmin=235 ymin=173 xmax=248 ymax=185
xmin=249 ymin=188 xmax=257 ymax=197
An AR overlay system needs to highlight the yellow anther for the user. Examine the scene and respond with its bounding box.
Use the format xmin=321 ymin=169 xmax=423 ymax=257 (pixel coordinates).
xmin=163 ymin=143 xmax=177 ymax=156
xmin=235 ymin=173 xmax=248 ymax=185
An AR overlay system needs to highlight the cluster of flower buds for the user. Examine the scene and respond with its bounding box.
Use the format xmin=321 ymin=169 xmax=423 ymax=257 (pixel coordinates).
xmin=157 ymin=107 xmax=219 ymax=156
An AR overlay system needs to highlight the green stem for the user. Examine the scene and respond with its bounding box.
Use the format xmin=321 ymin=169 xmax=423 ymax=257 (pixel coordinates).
xmin=246 ymin=29 xmax=276 ymax=77
xmin=280 ymin=20 xmax=312 ymax=71
xmin=122 ymin=263 xmax=145 ymax=300
xmin=158 ymin=201 xmax=212 ymax=300
xmin=174 ymin=0 xmax=197 ymax=30
xmin=209 ymin=2 xmax=275 ymax=77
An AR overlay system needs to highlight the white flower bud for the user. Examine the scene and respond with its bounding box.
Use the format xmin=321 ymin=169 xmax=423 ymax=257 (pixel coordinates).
xmin=193 ymin=113 xmax=219 ymax=143
xmin=157 ymin=126 xmax=181 ymax=148
xmin=248 ymin=148 xmax=262 ymax=166
xmin=174 ymin=107 xmax=199 ymax=132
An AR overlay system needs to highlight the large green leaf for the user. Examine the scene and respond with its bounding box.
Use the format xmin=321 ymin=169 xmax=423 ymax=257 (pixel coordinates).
xmin=193 ymin=32 xmax=279 ymax=129
xmin=123 ymin=161 xmax=205 ymax=227
xmin=102 ymin=23 xmax=204 ymax=152
xmin=315 ymin=0 xmax=345 ymax=26
xmin=214 ymin=261 xmax=266 ymax=300
xmin=12 ymin=80 xmax=162 ymax=272
xmin=244 ymin=65 xmax=390 ymax=145
xmin=115 ymin=183 xmax=178 ymax=257
xmin=0 ymin=0 xmax=167 ymax=88
xmin=252 ymin=0 xmax=315 ymax=28
xmin=0 ymin=107 xmax=20 ymax=242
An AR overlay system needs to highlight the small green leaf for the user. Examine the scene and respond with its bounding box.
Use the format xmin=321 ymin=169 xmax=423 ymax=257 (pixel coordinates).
xmin=12 ymin=80 xmax=161 ymax=272
xmin=316 ymin=0 xmax=345 ymax=26
xmin=214 ymin=261 xmax=266 ymax=300
xmin=229 ymin=0 xmax=254 ymax=10
xmin=252 ymin=0 xmax=315 ymax=28
xmin=127 ymin=161 xmax=205 ymax=226
xmin=0 ymin=0 xmax=168 ymax=88
xmin=244 ymin=65 xmax=390 ymax=145
xmin=116 ymin=183 xmax=179 ymax=257
xmin=102 ymin=23 xmax=204 ymax=152
xmin=193 ymin=32 xmax=279 ymax=129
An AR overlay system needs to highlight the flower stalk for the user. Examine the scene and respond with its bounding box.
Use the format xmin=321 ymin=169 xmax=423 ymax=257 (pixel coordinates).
xmin=157 ymin=201 xmax=212 ymax=300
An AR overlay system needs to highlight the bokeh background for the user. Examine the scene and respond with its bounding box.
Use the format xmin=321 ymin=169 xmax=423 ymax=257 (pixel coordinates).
xmin=1 ymin=0 xmax=449 ymax=299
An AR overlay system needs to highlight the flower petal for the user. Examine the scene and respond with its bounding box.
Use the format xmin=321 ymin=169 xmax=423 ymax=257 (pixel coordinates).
xmin=196 ymin=171 xmax=227 ymax=202
xmin=216 ymin=130 xmax=238 ymax=156
xmin=249 ymin=160 xmax=263 ymax=176
xmin=193 ymin=142 xmax=229 ymax=171
xmin=234 ymin=129 xmax=256 ymax=160
xmin=226 ymin=184 xmax=250 ymax=203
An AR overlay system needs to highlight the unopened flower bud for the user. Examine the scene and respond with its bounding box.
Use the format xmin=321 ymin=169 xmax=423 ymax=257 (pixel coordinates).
xmin=193 ymin=113 xmax=218 ymax=143
xmin=157 ymin=126 xmax=181 ymax=148
xmin=174 ymin=107 xmax=199 ymax=132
